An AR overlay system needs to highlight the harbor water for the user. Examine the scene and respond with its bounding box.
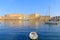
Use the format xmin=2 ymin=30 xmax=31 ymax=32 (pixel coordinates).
xmin=0 ymin=20 xmax=60 ymax=40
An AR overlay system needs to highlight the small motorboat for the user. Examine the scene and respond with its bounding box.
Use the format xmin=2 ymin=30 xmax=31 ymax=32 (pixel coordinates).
xmin=29 ymin=32 xmax=38 ymax=40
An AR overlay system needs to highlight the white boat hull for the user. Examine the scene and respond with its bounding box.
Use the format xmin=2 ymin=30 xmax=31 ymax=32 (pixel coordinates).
xmin=29 ymin=32 xmax=38 ymax=40
xmin=45 ymin=21 xmax=58 ymax=25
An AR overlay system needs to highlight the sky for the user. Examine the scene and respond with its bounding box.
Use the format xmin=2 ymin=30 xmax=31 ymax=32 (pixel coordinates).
xmin=0 ymin=0 xmax=60 ymax=16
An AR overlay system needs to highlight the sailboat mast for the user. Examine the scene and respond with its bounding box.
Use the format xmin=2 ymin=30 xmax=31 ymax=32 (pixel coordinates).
xmin=49 ymin=6 xmax=50 ymax=17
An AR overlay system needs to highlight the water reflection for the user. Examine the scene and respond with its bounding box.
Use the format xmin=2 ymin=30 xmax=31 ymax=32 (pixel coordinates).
xmin=0 ymin=20 xmax=3 ymax=23
xmin=4 ymin=20 xmax=23 ymax=27
xmin=27 ymin=20 xmax=39 ymax=28
xmin=0 ymin=20 xmax=40 ymax=28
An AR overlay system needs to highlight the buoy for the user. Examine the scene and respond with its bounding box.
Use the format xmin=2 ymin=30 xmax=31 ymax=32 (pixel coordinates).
xmin=29 ymin=32 xmax=38 ymax=40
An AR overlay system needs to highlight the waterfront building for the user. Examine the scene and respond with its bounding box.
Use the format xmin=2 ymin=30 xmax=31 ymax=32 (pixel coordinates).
xmin=4 ymin=14 xmax=24 ymax=20
xmin=29 ymin=13 xmax=40 ymax=19
xmin=39 ymin=16 xmax=50 ymax=23
xmin=0 ymin=16 xmax=4 ymax=20
xmin=27 ymin=13 xmax=50 ymax=23
xmin=0 ymin=13 xmax=50 ymax=23
xmin=25 ymin=16 xmax=31 ymax=20
xmin=50 ymin=16 xmax=60 ymax=21
xmin=0 ymin=16 xmax=2 ymax=19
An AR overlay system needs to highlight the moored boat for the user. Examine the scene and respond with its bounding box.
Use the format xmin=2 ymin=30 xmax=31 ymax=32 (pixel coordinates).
xmin=29 ymin=32 xmax=38 ymax=40
xmin=45 ymin=21 xmax=58 ymax=25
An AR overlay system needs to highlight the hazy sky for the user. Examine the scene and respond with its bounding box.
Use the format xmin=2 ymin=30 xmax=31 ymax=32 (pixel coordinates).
xmin=0 ymin=0 xmax=60 ymax=16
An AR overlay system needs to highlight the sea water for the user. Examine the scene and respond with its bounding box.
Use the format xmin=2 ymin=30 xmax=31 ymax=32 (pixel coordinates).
xmin=0 ymin=20 xmax=60 ymax=40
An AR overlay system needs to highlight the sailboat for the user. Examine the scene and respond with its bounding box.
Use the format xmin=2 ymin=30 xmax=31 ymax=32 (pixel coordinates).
xmin=45 ymin=21 xmax=59 ymax=25
xmin=45 ymin=7 xmax=58 ymax=25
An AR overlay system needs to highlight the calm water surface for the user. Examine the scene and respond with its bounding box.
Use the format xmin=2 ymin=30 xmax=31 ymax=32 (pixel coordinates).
xmin=0 ymin=20 xmax=60 ymax=40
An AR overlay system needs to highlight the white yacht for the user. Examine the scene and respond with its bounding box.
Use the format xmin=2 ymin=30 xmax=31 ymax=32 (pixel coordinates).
xmin=45 ymin=21 xmax=59 ymax=25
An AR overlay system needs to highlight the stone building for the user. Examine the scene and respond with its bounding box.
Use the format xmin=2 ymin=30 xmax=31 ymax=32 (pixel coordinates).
xmin=50 ymin=16 xmax=60 ymax=21
xmin=39 ymin=16 xmax=50 ymax=23
xmin=28 ymin=13 xmax=40 ymax=19
xmin=0 ymin=16 xmax=4 ymax=20
xmin=0 ymin=13 xmax=50 ymax=23
xmin=4 ymin=14 xmax=24 ymax=20
xmin=27 ymin=13 xmax=50 ymax=23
